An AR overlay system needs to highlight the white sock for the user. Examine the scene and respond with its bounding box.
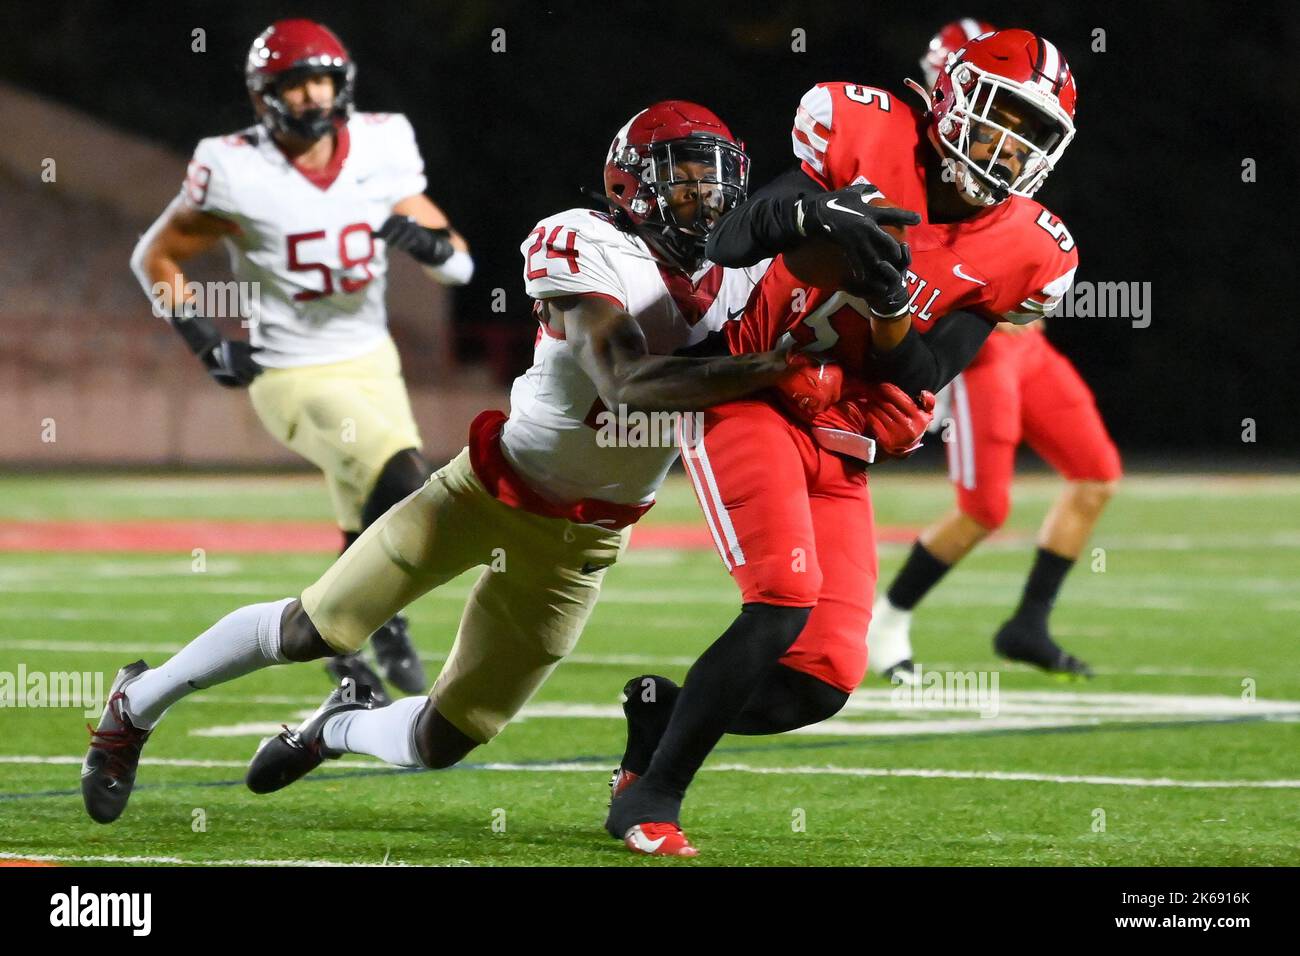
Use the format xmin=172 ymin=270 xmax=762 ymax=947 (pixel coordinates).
xmin=867 ymin=595 xmax=914 ymax=674
xmin=125 ymin=598 xmax=295 ymax=728
xmin=322 ymin=696 xmax=428 ymax=768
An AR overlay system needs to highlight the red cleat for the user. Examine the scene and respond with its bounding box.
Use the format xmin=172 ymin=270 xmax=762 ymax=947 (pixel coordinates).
xmin=622 ymin=822 xmax=698 ymax=857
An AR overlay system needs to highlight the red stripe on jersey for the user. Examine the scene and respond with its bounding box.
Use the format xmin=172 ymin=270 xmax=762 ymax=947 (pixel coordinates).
xmin=657 ymin=263 xmax=724 ymax=327
xmin=467 ymin=410 xmax=652 ymax=530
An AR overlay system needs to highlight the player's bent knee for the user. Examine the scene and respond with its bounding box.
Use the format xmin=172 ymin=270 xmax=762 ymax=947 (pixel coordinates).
xmin=413 ymin=703 xmax=480 ymax=770
xmin=741 ymin=602 xmax=813 ymax=655
xmin=742 ymin=562 xmax=823 ymax=608
xmin=962 ymin=499 xmax=1010 ymax=533
xmin=1069 ymin=478 xmax=1118 ymax=515
xmin=361 ymin=447 xmax=432 ymax=528
xmin=279 ymin=600 xmax=334 ymax=662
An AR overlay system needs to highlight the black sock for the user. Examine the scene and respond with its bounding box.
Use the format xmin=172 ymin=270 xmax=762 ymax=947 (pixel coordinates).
xmin=1014 ymin=547 xmax=1075 ymax=625
xmin=886 ymin=541 xmax=952 ymax=611
xmin=639 ymin=603 xmax=810 ymax=800
xmin=619 ymin=675 xmax=680 ymax=775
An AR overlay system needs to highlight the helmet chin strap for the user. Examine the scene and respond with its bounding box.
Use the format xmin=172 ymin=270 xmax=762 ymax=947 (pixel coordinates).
xmin=582 ymin=187 xmax=705 ymax=271
xmin=636 ymin=219 xmax=705 ymax=273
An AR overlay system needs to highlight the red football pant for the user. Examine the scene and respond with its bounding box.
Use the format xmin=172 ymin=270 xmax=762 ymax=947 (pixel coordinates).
xmin=679 ymin=399 xmax=876 ymax=693
xmin=944 ymin=330 xmax=1122 ymax=530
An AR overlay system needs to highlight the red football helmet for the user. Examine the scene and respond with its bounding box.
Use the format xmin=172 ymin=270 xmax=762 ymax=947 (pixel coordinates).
xmin=920 ymin=18 xmax=996 ymax=89
xmin=914 ymin=29 xmax=1077 ymax=205
xmin=245 ymin=19 xmax=356 ymax=141
xmin=604 ymin=101 xmax=749 ymax=269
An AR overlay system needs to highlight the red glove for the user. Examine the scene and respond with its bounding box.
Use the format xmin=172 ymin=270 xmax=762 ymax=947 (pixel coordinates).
xmin=774 ymin=353 xmax=843 ymax=422
xmin=822 ymin=382 xmax=936 ymax=458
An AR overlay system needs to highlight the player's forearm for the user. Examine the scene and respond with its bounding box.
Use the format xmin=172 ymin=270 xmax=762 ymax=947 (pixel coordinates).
xmin=420 ymin=250 xmax=474 ymax=286
xmin=705 ymin=166 xmax=825 ymax=266
xmin=869 ymin=312 xmax=913 ymax=353
xmin=869 ymin=311 xmax=993 ymax=395
xmin=132 ymin=241 xmax=192 ymax=319
xmin=605 ymin=350 xmax=789 ymax=413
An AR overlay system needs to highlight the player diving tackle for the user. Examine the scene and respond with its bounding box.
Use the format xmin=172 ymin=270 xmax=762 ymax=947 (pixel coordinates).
xmin=81 ymin=100 xmax=910 ymax=825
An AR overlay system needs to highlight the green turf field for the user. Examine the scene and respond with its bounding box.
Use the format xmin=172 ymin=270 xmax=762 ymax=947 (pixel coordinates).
xmin=1 ymin=469 xmax=1297 ymax=866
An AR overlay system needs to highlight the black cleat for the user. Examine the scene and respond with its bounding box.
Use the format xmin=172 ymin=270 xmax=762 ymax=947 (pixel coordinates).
xmin=993 ymin=618 xmax=1094 ymax=677
xmin=325 ymin=653 xmax=391 ymax=707
xmin=246 ymin=677 xmax=379 ymax=794
xmin=604 ymin=777 xmax=683 ymax=840
xmin=371 ymin=613 xmax=427 ymax=695
xmin=883 ymin=658 xmax=919 ymax=686
xmin=82 ymin=660 xmax=152 ymax=824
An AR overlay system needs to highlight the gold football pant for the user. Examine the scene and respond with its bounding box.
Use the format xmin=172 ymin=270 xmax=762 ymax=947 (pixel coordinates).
xmin=300 ymin=448 xmax=630 ymax=742
xmin=249 ymin=336 xmax=423 ymax=532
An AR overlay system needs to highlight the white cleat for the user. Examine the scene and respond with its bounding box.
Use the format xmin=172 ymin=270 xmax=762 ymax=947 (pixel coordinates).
xmin=868 ymin=597 xmax=917 ymax=683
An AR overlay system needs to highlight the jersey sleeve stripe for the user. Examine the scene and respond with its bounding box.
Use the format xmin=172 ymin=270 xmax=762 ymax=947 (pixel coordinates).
xmin=791 ymin=85 xmax=834 ymax=176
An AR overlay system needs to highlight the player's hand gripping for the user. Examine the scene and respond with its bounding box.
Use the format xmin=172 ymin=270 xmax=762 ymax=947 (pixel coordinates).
xmin=796 ymin=183 xmax=919 ymax=311
xmin=170 ymin=309 xmax=263 ymax=388
xmin=375 ymin=215 xmax=456 ymax=266
xmin=837 ymin=382 xmax=936 ymax=458
xmin=775 ymin=352 xmax=844 ymax=422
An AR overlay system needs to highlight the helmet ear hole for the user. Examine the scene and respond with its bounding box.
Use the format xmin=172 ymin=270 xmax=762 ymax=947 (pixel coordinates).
xmin=611 ymin=183 xmax=625 ymax=197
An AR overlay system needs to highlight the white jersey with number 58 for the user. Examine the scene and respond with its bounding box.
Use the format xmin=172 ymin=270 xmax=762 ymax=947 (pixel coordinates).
xmin=504 ymin=208 xmax=770 ymax=506
xmin=172 ymin=112 xmax=427 ymax=368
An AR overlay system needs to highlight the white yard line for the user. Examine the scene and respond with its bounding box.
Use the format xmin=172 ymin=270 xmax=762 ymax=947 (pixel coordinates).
xmin=5 ymin=754 xmax=1295 ymax=790
xmin=464 ymin=761 xmax=1300 ymax=790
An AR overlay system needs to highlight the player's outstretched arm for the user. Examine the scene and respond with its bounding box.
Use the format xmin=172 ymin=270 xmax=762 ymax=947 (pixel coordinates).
xmin=381 ymin=194 xmax=474 ymax=285
xmin=557 ymin=293 xmax=793 ymax=414
xmin=705 ymin=166 xmax=917 ymax=272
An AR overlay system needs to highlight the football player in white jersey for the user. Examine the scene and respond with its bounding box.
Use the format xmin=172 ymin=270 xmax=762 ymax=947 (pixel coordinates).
xmin=83 ymin=100 xmax=847 ymax=826
xmin=129 ymin=20 xmax=475 ymax=702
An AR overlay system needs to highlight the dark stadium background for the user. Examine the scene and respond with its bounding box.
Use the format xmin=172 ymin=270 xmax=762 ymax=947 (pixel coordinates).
xmin=2 ymin=0 xmax=1296 ymax=460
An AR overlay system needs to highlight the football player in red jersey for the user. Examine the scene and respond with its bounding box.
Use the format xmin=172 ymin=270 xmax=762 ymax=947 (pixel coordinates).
xmin=864 ymin=22 xmax=1121 ymax=684
xmin=606 ymin=28 xmax=1086 ymax=855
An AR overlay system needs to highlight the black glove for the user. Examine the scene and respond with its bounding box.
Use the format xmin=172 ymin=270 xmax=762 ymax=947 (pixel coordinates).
xmin=171 ymin=311 xmax=263 ymax=388
xmin=374 ymin=215 xmax=455 ymax=266
xmin=797 ymin=184 xmax=919 ymax=294
xmin=858 ymin=241 xmax=913 ymax=320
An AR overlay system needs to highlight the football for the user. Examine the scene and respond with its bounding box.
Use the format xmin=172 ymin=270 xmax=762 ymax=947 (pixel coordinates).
xmin=783 ymin=196 xmax=910 ymax=290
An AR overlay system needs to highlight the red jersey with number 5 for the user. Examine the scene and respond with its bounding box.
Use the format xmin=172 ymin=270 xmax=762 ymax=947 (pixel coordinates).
xmin=728 ymin=82 xmax=1078 ymax=377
